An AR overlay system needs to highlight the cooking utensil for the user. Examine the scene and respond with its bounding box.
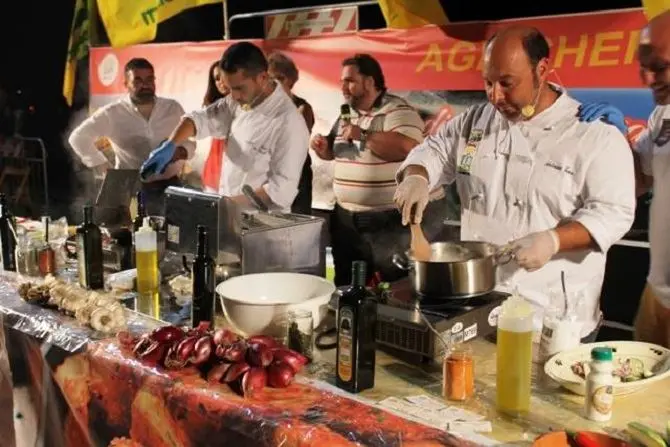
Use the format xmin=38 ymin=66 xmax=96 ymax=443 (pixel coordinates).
xmin=410 ymin=223 xmax=431 ymax=261
xmin=242 ymin=184 xmax=269 ymax=212
xmin=392 ymin=241 xmax=513 ymax=298
xmin=561 ymin=271 xmax=569 ymax=318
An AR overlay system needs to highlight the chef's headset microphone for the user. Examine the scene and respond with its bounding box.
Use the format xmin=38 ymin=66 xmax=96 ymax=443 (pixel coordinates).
xmin=340 ymin=104 xmax=354 ymax=145
xmin=520 ymin=66 xmax=564 ymax=120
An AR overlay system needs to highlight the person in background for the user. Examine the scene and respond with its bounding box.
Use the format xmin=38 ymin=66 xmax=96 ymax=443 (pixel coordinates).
xmin=68 ymin=58 xmax=195 ymax=215
xmin=578 ymin=11 xmax=670 ymax=348
xmin=268 ymin=52 xmax=314 ymax=215
xmin=310 ymin=53 xmax=448 ymax=286
xmin=141 ymin=42 xmax=309 ymax=211
xmin=201 ymin=61 xmax=229 ymax=193
xmin=395 ymin=27 xmax=635 ymax=341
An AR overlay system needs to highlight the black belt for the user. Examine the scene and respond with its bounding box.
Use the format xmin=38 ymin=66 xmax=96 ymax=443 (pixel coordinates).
xmin=335 ymin=205 xmax=401 ymax=232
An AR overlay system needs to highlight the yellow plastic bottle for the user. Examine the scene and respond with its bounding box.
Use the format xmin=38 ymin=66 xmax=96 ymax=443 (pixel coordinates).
xmin=496 ymin=292 xmax=534 ymax=416
xmin=134 ymin=217 xmax=159 ymax=318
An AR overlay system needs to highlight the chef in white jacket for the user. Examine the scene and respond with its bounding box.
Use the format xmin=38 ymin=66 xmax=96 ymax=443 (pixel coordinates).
xmin=141 ymin=42 xmax=309 ymax=211
xmin=395 ymin=26 xmax=636 ymax=339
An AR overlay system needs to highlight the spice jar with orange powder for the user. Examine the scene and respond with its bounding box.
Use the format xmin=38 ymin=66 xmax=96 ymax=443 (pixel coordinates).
xmin=442 ymin=345 xmax=474 ymax=401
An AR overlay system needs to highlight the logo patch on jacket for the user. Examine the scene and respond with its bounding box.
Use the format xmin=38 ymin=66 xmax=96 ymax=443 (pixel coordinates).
xmin=654 ymin=119 xmax=670 ymax=147
xmin=457 ymin=129 xmax=483 ymax=175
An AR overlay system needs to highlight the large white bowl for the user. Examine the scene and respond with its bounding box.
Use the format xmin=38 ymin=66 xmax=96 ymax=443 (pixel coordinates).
xmin=215 ymin=273 xmax=335 ymax=336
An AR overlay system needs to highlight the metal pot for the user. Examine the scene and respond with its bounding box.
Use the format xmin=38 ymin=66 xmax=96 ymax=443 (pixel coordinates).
xmin=392 ymin=241 xmax=512 ymax=299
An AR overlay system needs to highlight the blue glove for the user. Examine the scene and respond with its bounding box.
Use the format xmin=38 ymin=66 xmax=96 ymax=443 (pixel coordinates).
xmin=578 ymin=102 xmax=627 ymax=135
xmin=140 ymin=140 xmax=176 ymax=180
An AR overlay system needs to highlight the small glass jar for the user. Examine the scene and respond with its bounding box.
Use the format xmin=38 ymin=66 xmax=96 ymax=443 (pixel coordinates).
xmin=16 ymin=235 xmax=40 ymax=277
xmin=442 ymin=346 xmax=474 ymax=401
xmin=286 ymin=309 xmax=314 ymax=361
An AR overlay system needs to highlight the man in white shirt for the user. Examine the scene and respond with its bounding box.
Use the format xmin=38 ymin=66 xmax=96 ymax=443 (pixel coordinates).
xmin=68 ymin=58 xmax=194 ymax=214
xmin=394 ymin=26 xmax=636 ymax=340
xmin=579 ymin=11 xmax=670 ymax=347
xmin=141 ymin=42 xmax=309 ymax=211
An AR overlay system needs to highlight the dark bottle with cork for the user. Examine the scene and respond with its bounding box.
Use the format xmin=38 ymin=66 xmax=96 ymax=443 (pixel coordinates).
xmin=191 ymin=225 xmax=215 ymax=328
xmin=335 ymin=260 xmax=377 ymax=393
xmin=76 ymin=205 xmax=104 ymax=289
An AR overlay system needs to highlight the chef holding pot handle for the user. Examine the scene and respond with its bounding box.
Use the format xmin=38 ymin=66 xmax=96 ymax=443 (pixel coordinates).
xmin=395 ymin=26 xmax=636 ymax=341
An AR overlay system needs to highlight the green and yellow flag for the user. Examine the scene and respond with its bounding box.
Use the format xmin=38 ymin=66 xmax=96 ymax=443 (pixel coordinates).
xmin=97 ymin=0 xmax=222 ymax=48
xmin=63 ymin=0 xmax=91 ymax=106
xmin=377 ymin=0 xmax=448 ymax=29
xmin=642 ymin=0 xmax=670 ymax=20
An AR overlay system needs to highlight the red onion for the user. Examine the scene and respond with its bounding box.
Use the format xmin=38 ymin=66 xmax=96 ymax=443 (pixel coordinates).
xmin=207 ymin=363 xmax=232 ymax=383
xmin=242 ymin=368 xmax=268 ymax=397
xmin=246 ymin=335 xmax=278 ymax=349
xmin=212 ymin=328 xmax=238 ymax=346
xmin=132 ymin=334 xmax=152 ymax=357
xmin=222 ymin=341 xmax=247 ymax=363
xmin=139 ymin=341 xmax=168 ymax=367
xmin=267 ymin=362 xmax=295 ymax=388
xmin=176 ymin=336 xmax=198 ymax=362
xmin=150 ymin=325 xmax=185 ymax=343
xmin=190 ymin=336 xmax=214 ymax=366
xmin=223 ymin=362 xmax=250 ymax=383
xmin=163 ymin=346 xmax=187 ymax=370
xmin=246 ymin=343 xmax=273 ymax=368
xmin=272 ymin=348 xmax=308 ymax=374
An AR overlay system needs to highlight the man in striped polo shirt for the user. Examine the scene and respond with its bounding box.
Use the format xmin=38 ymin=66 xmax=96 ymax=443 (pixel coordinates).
xmin=311 ymin=54 xmax=449 ymax=286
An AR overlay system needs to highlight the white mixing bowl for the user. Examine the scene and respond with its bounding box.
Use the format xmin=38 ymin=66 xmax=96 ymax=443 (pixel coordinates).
xmin=215 ymin=272 xmax=335 ymax=336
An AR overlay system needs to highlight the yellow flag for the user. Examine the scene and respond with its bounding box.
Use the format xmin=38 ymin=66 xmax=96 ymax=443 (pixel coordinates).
xmin=642 ymin=0 xmax=670 ymax=20
xmin=97 ymin=0 xmax=221 ymax=48
xmin=63 ymin=0 xmax=90 ymax=106
xmin=377 ymin=0 xmax=448 ymax=29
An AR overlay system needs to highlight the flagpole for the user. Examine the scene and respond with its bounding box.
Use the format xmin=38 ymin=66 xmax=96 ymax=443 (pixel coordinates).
xmin=223 ymin=0 xmax=230 ymax=40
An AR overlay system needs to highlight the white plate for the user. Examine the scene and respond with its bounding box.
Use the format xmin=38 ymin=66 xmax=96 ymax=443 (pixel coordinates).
xmin=544 ymin=341 xmax=670 ymax=396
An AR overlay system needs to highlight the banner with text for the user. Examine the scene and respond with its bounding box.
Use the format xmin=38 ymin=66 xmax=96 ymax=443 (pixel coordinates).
xmin=89 ymin=8 xmax=652 ymax=208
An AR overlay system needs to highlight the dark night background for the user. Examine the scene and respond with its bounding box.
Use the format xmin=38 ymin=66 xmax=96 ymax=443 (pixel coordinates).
xmin=0 ymin=0 xmax=643 ymax=214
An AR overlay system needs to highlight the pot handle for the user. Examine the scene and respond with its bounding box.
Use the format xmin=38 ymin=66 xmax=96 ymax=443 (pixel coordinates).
xmin=493 ymin=244 xmax=516 ymax=266
xmin=392 ymin=253 xmax=411 ymax=270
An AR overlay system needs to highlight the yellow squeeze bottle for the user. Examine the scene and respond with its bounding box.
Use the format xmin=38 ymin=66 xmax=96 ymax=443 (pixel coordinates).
xmin=134 ymin=217 xmax=159 ymax=317
xmin=496 ymin=291 xmax=534 ymax=416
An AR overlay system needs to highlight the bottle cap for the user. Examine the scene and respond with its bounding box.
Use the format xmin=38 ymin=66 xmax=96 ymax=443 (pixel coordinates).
xmin=591 ymin=347 xmax=613 ymax=361
xmin=137 ymin=217 xmax=154 ymax=234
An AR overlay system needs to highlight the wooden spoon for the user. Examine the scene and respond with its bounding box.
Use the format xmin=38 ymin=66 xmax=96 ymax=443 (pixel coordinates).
xmin=410 ymin=223 xmax=432 ymax=261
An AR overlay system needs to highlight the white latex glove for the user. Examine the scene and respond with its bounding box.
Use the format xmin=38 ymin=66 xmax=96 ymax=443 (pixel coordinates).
xmin=394 ymin=174 xmax=430 ymax=225
xmin=512 ymin=230 xmax=560 ymax=272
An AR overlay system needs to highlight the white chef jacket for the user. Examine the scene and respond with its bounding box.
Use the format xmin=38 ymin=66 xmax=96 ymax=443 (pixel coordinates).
xmin=68 ymin=96 xmax=195 ymax=181
xmin=635 ymin=105 xmax=670 ymax=308
xmin=185 ymin=83 xmax=309 ymax=210
xmin=399 ymin=91 xmax=636 ymax=336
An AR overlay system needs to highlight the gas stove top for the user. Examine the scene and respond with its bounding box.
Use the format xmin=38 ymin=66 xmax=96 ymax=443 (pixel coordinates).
xmin=374 ymin=279 xmax=508 ymax=363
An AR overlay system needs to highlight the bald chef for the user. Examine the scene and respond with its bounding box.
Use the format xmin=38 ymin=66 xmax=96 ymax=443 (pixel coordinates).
xmin=395 ymin=26 xmax=636 ymax=340
xmin=141 ymin=42 xmax=309 ymax=210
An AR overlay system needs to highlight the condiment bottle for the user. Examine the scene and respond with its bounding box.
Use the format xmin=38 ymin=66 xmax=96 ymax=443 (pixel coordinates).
xmin=585 ymin=347 xmax=614 ymax=422
xmin=76 ymin=205 xmax=104 ymax=290
xmin=335 ymin=260 xmax=377 ymax=394
xmin=191 ymin=225 xmax=215 ymax=328
xmin=38 ymin=216 xmax=56 ymax=275
xmin=0 ymin=193 xmax=17 ymax=271
xmin=443 ymin=345 xmax=474 ymax=401
xmin=135 ymin=217 xmax=159 ymax=317
xmin=496 ymin=293 xmax=534 ymax=416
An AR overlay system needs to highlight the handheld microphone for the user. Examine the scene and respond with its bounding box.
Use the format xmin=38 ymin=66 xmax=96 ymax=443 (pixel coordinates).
xmin=340 ymin=104 xmax=353 ymax=144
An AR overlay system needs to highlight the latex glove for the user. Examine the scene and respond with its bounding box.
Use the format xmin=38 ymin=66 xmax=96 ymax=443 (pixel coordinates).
xmin=512 ymin=230 xmax=560 ymax=272
xmin=140 ymin=140 xmax=176 ymax=180
xmin=578 ymin=102 xmax=627 ymax=135
xmin=394 ymin=175 xmax=430 ymax=225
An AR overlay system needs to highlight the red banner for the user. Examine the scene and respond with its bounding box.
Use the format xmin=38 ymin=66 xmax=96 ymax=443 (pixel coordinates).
xmin=88 ymin=8 xmax=649 ymax=209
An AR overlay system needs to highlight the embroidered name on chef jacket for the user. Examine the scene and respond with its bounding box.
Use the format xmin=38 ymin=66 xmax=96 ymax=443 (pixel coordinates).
xmin=457 ymin=129 xmax=483 ymax=175
xmin=545 ymin=159 xmax=575 ymax=175
xmin=654 ymin=119 xmax=670 ymax=147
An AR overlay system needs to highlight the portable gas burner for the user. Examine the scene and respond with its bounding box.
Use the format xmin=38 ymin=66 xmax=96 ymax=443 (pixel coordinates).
xmin=376 ymin=278 xmax=508 ymax=363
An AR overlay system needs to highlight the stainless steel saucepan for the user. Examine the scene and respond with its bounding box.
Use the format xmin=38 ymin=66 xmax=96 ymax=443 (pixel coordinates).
xmin=392 ymin=241 xmax=513 ymax=299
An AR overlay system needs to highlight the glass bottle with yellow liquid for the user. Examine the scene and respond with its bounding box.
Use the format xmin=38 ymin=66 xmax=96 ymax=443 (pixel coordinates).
xmin=134 ymin=217 xmax=159 ymax=318
xmin=496 ymin=292 xmax=534 ymax=416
